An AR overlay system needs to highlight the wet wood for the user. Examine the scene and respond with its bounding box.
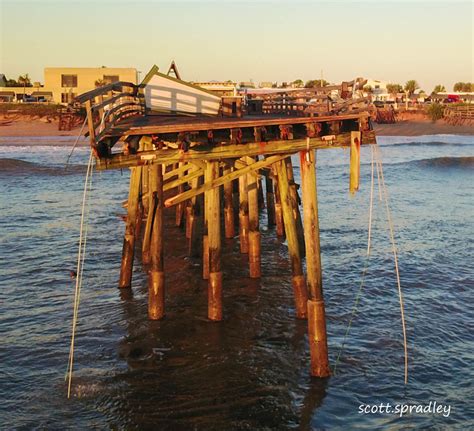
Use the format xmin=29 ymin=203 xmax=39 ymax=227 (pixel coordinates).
xmin=118 ymin=166 xmax=141 ymax=288
xmin=148 ymin=164 xmax=164 ymax=320
xmin=264 ymin=167 xmax=276 ymax=227
xmin=350 ymin=131 xmax=361 ymax=195
xmin=275 ymin=160 xmax=308 ymax=318
xmin=95 ymin=131 xmax=376 ymax=170
xmin=272 ymin=165 xmax=285 ymax=237
xmin=223 ymin=166 xmax=235 ymax=238
xmin=238 ymin=169 xmax=250 ymax=254
xmin=207 ymin=161 xmax=223 ymax=320
xmin=285 ymin=157 xmax=306 ymax=257
xmin=246 ymin=157 xmax=261 ymax=278
xmin=299 ymin=149 xmax=330 ymax=377
xmin=164 ymin=154 xmax=288 ymax=207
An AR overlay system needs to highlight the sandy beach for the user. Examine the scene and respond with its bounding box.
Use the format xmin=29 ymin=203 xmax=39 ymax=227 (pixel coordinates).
xmin=0 ymin=116 xmax=472 ymax=139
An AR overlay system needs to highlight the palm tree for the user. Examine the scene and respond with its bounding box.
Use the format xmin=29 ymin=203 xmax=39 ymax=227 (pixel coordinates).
xmin=95 ymin=78 xmax=106 ymax=88
xmin=18 ymin=74 xmax=31 ymax=99
xmin=404 ymin=80 xmax=419 ymax=96
xmin=386 ymin=83 xmax=402 ymax=100
xmin=432 ymin=84 xmax=446 ymax=94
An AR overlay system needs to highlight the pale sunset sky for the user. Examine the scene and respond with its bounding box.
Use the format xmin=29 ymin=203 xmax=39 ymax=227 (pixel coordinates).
xmin=0 ymin=0 xmax=472 ymax=92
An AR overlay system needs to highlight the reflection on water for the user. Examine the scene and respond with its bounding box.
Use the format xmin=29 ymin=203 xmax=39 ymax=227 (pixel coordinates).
xmin=0 ymin=135 xmax=472 ymax=429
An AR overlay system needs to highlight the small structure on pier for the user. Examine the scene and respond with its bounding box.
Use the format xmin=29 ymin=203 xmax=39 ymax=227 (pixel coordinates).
xmin=76 ymin=64 xmax=376 ymax=377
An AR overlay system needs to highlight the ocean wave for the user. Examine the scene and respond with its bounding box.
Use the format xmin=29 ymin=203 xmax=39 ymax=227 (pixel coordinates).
xmin=0 ymin=158 xmax=87 ymax=175
xmin=377 ymin=134 xmax=473 ymax=146
xmin=409 ymin=156 xmax=474 ymax=168
xmin=378 ymin=141 xmax=472 ymax=148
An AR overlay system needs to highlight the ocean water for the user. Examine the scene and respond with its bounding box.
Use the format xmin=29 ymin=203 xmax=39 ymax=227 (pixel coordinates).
xmin=0 ymin=134 xmax=472 ymax=430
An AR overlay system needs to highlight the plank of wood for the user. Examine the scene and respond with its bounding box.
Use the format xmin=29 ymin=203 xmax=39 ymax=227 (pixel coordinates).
xmin=96 ymin=131 xmax=376 ymax=171
xmin=164 ymin=154 xmax=288 ymax=207
xmin=104 ymin=112 xmax=369 ymax=137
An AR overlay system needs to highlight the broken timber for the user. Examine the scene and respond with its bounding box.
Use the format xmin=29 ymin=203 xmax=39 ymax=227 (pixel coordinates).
xmin=77 ymin=72 xmax=376 ymax=379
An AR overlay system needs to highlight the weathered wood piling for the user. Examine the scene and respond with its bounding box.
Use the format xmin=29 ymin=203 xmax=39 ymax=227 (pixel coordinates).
xmin=77 ymin=75 xmax=375 ymax=377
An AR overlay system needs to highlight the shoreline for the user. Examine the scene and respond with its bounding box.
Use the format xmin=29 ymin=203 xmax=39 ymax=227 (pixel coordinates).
xmin=0 ymin=118 xmax=472 ymax=140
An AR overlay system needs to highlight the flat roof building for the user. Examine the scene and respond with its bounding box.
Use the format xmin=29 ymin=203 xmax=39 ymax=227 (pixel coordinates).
xmin=44 ymin=67 xmax=137 ymax=104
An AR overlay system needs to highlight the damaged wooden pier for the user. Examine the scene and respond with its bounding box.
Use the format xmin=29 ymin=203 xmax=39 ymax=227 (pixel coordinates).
xmin=76 ymin=65 xmax=376 ymax=377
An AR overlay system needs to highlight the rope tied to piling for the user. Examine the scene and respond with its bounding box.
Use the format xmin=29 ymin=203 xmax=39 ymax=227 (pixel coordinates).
xmin=65 ymin=149 xmax=94 ymax=398
xmin=333 ymin=143 xmax=408 ymax=385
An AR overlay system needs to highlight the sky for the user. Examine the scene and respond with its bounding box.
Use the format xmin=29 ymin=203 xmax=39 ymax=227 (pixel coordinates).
xmin=1 ymin=0 xmax=472 ymax=92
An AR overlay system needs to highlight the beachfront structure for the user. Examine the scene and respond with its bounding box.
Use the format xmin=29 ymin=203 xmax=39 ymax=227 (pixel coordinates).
xmin=191 ymin=81 xmax=238 ymax=97
xmin=44 ymin=67 xmax=137 ymax=104
xmin=0 ymin=67 xmax=138 ymax=104
xmin=141 ymin=66 xmax=221 ymax=115
xmin=74 ymin=68 xmax=376 ymax=381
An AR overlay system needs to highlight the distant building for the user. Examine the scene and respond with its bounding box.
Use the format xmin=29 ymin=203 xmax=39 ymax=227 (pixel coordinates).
xmin=0 ymin=67 xmax=137 ymax=104
xmin=364 ymin=78 xmax=390 ymax=101
xmin=259 ymin=81 xmax=274 ymax=88
xmin=239 ymin=81 xmax=255 ymax=89
xmin=191 ymin=81 xmax=237 ymax=97
xmin=44 ymin=67 xmax=137 ymax=104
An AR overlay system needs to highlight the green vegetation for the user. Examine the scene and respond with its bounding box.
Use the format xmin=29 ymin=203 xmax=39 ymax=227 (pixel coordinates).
xmin=292 ymin=79 xmax=304 ymax=88
xmin=426 ymin=103 xmax=444 ymax=122
xmin=386 ymin=83 xmax=403 ymax=96
xmin=0 ymin=103 xmax=64 ymax=117
xmin=5 ymin=74 xmax=33 ymax=88
xmin=305 ymin=79 xmax=329 ymax=88
xmin=432 ymin=84 xmax=446 ymax=93
xmin=363 ymin=85 xmax=373 ymax=93
xmin=453 ymin=82 xmax=473 ymax=92
xmin=404 ymin=80 xmax=419 ymax=96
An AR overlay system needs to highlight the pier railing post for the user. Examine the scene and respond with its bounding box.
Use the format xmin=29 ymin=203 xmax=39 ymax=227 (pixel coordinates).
xmin=148 ymin=163 xmax=165 ymax=320
xmin=207 ymin=161 xmax=223 ymax=321
xmin=300 ymin=149 xmax=330 ymax=377
xmin=119 ymin=166 xmax=141 ymax=288
xmin=275 ymin=160 xmax=308 ymax=318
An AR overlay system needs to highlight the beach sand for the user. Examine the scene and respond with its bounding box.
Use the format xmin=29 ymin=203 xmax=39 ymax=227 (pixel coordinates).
xmin=0 ymin=116 xmax=472 ymax=139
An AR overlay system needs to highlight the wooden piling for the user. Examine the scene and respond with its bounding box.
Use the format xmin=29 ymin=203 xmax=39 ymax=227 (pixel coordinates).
xmin=285 ymin=157 xmax=305 ymax=257
xmin=264 ymin=167 xmax=276 ymax=227
xmin=188 ymin=177 xmax=203 ymax=257
xmin=300 ymin=149 xmax=330 ymax=377
xmin=175 ymin=162 xmax=185 ymax=227
xmin=203 ymin=167 xmax=211 ymax=279
xmin=119 ymin=167 xmax=141 ymax=288
xmin=238 ymin=169 xmax=250 ymax=253
xmin=148 ymin=163 xmax=165 ymax=320
xmin=207 ymin=161 xmax=223 ymax=321
xmin=141 ymin=141 xmax=153 ymax=265
xmin=272 ymin=166 xmax=285 ymax=237
xmin=247 ymin=157 xmax=261 ymax=278
xmin=275 ymin=160 xmax=308 ymax=318
xmin=223 ymin=166 xmax=235 ymax=239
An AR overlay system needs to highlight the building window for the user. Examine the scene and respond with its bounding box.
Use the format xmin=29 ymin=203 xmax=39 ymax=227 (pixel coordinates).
xmin=61 ymin=75 xmax=78 ymax=88
xmin=61 ymin=92 xmax=76 ymax=103
xmin=103 ymin=75 xmax=119 ymax=84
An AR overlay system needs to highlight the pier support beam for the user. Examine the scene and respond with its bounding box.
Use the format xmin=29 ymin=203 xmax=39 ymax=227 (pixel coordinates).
xmin=275 ymin=160 xmax=308 ymax=319
xmin=300 ymin=149 xmax=330 ymax=377
xmin=238 ymin=170 xmax=250 ymax=253
xmin=264 ymin=167 xmax=276 ymax=227
xmin=119 ymin=166 xmax=141 ymax=288
xmin=286 ymin=157 xmax=305 ymax=257
xmin=247 ymin=158 xmax=261 ymax=278
xmin=223 ymin=166 xmax=235 ymax=239
xmin=207 ymin=161 xmax=223 ymax=321
xmin=272 ymin=165 xmax=285 ymax=237
xmin=148 ymin=164 xmax=165 ymax=320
